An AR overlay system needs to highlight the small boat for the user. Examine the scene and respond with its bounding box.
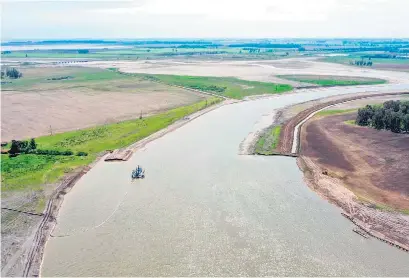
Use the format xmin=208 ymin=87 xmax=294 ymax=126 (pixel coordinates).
xmin=132 ymin=165 xmax=145 ymax=179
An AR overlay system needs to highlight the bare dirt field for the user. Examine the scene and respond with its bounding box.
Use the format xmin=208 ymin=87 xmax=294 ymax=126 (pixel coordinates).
xmin=369 ymin=63 xmax=409 ymax=72
xmin=73 ymin=58 xmax=409 ymax=85
xmin=302 ymin=113 xmax=409 ymax=210
xmin=296 ymin=97 xmax=409 ymax=250
xmin=1 ymin=67 xmax=207 ymax=141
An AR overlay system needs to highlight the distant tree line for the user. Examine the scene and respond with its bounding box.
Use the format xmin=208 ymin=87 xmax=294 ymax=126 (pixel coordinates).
xmin=356 ymin=100 xmax=409 ymax=133
xmin=243 ymin=48 xmax=261 ymax=53
xmin=351 ymin=60 xmax=373 ymax=66
xmin=229 ymin=43 xmax=301 ymax=48
xmin=158 ymin=51 xmax=228 ymax=56
xmin=7 ymin=138 xmax=88 ymax=157
xmin=1 ymin=68 xmax=23 ymax=79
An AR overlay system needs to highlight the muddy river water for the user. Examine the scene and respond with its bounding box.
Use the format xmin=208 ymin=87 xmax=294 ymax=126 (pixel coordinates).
xmin=42 ymin=84 xmax=409 ymax=276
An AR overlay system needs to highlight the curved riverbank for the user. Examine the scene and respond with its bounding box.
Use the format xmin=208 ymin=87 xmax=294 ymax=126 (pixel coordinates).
xmin=41 ymin=84 xmax=409 ymax=277
xmin=246 ymin=91 xmax=409 ymax=252
xmin=21 ymin=99 xmax=233 ymax=277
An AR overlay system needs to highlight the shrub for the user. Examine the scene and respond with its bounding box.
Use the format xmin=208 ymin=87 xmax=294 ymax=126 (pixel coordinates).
xmin=76 ymin=151 xmax=88 ymax=156
xmin=35 ymin=149 xmax=73 ymax=156
xmin=29 ymin=138 xmax=37 ymax=150
xmin=6 ymin=68 xmax=23 ymax=79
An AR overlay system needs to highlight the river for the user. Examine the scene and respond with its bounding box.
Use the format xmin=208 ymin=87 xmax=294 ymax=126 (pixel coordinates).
xmin=41 ymin=84 xmax=409 ymax=276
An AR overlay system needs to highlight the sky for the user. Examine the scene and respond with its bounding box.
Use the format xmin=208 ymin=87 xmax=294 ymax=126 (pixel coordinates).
xmin=1 ymin=0 xmax=409 ymax=40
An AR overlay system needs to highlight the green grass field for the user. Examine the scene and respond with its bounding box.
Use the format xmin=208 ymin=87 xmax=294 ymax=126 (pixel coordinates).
xmin=278 ymin=75 xmax=387 ymax=87
xmin=1 ymin=66 xmax=135 ymax=91
xmin=254 ymin=125 xmax=281 ymax=155
xmin=316 ymin=109 xmax=357 ymax=116
xmin=1 ymin=97 xmax=221 ymax=191
xmin=138 ymin=74 xmax=292 ymax=99
xmin=0 ymin=46 xmax=298 ymax=60
xmin=322 ymin=55 xmax=409 ymax=65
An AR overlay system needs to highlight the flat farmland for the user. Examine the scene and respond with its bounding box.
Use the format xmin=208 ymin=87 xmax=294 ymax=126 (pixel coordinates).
xmin=301 ymin=112 xmax=409 ymax=211
xmin=1 ymin=67 xmax=206 ymax=141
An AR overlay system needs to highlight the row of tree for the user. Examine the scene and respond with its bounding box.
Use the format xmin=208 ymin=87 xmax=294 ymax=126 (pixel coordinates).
xmin=1 ymin=68 xmax=23 ymax=79
xmin=350 ymin=60 xmax=373 ymax=66
xmin=356 ymin=100 xmax=409 ymax=133
xmin=8 ymin=139 xmax=88 ymax=157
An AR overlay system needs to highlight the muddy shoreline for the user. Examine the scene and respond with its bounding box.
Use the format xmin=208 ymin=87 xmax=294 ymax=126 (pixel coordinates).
xmin=297 ymin=156 xmax=409 ymax=252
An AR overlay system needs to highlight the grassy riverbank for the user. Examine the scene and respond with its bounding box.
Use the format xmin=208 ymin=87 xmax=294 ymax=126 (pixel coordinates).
xmin=278 ymin=75 xmax=387 ymax=87
xmin=254 ymin=125 xmax=281 ymax=155
xmin=139 ymin=74 xmax=292 ymax=99
xmin=317 ymin=109 xmax=357 ymax=116
xmin=1 ymin=97 xmax=221 ymax=191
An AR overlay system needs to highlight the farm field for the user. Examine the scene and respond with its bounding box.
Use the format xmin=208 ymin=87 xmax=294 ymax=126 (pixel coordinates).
xmin=139 ymin=74 xmax=293 ymax=99
xmin=322 ymin=55 xmax=409 ymax=72
xmin=301 ymin=110 xmax=409 ymax=213
xmin=1 ymin=97 xmax=221 ymax=192
xmin=78 ymin=58 xmax=409 ymax=85
xmin=0 ymin=47 xmax=295 ymax=61
xmin=1 ymin=66 xmax=208 ymax=141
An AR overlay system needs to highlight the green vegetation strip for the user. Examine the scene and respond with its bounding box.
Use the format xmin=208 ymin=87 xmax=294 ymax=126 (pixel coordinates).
xmin=316 ymin=108 xmax=357 ymax=116
xmin=254 ymin=125 xmax=281 ymax=155
xmin=278 ymin=75 xmax=386 ymax=87
xmin=138 ymin=74 xmax=292 ymax=99
xmin=1 ymin=97 xmax=221 ymax=191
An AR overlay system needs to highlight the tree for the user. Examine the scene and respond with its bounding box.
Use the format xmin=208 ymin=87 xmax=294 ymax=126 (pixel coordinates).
xmin=402 ymin=114 xmax=409 ymax=133
xmin=29 ymin=138 xmax=37 ymax=150
xmin=384 ymin=100 xmax=400 ymax=112
xmin=356 ymin=106 xmax=373 ymax=126
xmin=6 ymin=68 xmax=23 ymax=79
xmin=371 ymin=108 xmax=385 ymax=130
xmin=399 ymin=101 xmax=409 ymax=114
xmin=9 ymin=140 xmax=20 ymax=155
xmin=383 ymin=109 xmax=393 ymax=130
xmin=1 ymin=71 xmax=4 ymax=78
xmin=390 ymin=112 xmax=402 ymax=133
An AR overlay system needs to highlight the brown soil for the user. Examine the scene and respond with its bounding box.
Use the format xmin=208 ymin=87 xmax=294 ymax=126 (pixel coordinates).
xmin=302 ymin=113 xmax=409 ymax=210
xmin=256 ymin=92 xmax=409 ymax=250
xmin=276 ymin=92 xmax=409 ymax=154
xmin=1 ymin=87 xmax=205 ymax=141
xmin=372 ymin=63 xmax=409 ymax=72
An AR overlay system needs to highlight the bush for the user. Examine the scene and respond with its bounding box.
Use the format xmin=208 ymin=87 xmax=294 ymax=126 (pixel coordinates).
xmin=5 ymin=68 xmax=23 ymax=79
xmin=34 ymin=149 xmax=73 ymax=156
xmin=76 ymin=151 xmax=88 ymax=156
